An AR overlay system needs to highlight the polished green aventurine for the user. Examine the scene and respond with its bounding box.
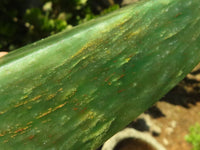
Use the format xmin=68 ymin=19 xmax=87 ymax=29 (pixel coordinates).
xmin=0 ymin=0 xmax=200 ymax=149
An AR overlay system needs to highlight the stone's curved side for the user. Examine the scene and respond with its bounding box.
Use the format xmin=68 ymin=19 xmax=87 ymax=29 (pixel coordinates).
xmin=102 ymin=128 xmax=166 ymax=150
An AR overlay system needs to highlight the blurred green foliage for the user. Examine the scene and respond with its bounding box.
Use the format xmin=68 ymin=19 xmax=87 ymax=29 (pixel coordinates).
xmin=185 ymin=123 xmax=200 ymax=150
xmin=0 ymin=0 xmax=119 ymax=51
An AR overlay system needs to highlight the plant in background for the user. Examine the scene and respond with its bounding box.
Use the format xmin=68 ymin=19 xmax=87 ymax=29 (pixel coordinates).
xmin=0 ymin=0 xmax=119 ymax=51
xmin=185 ymin=123 xmax=200 ymax=150
xmin=24 ymin=1 xmax=68 ymax=40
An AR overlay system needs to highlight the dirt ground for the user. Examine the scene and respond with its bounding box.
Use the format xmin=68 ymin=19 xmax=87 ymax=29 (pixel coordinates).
xmin=153 ymin=75 xmax=200 ymax=149
xmin=153 ymin=101 xmax=200 ymax=150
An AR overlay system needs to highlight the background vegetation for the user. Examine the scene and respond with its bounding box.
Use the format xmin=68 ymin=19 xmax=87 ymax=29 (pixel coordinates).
xmin=0 ymin=0 xmax=121 ymax=52
xmin=185 ymin=123 xmax=200 ymax=150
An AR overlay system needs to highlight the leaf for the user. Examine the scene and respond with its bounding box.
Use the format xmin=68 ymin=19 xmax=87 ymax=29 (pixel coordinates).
xmin=0 ymin=0 xmax=200 ymax=149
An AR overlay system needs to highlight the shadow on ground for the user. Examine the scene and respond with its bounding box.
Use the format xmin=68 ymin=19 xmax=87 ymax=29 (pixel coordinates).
xmin=161 ymin=77 xmax=200 ymax=108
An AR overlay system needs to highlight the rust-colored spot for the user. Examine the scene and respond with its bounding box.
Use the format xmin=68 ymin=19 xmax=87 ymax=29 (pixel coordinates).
xmin=23 ymin=95 xmax=29 ymax=99
xmin=58 ymin=88 xmax=63 ymax=92
xmin=3 ymin=140 xmax=8 ymax=143
xmin=15 ymin=96 xmax=41 ymax=107
xmin=113 ymin=60 xmax=117 ymax=63
xmin=57 ymin=79 xmax=61 ymax=83
xmin=175 ymin=12 xmax=182 ymax=17
xmin=117 ymin=89 xmax=125 ymax=93
xmin=36 ymin=100 xmax=68 ymax=119
xmin=125 ymin=58 xmax=131 ymax=63
xmin=81 ymin=107 xmax=87 ymax=113
xmin=73 ymin=108 xmax=78 ymax=111
xmin=11 ymin=134 xmax=17 ymax=138
xmin=66 ymin=89 xmax=77 ymax=100
xmin=108 ymin=82 xmax=112 ymax=85
xmin=14 ymin=126 xmax=28 ymax=134
xmin=46 ymin=94 xmax=56 ymax=101
xmin=48 ymin=135 xmax=52 ymax=138
xmin=93 ymin=77 xmax=98 ymax=80
xmin=42 ymin=120 xmax=49 ymax=124
xmin=71 ymin=41 xmax=96 ymax=59
xmin=55 ymin=102 xmax=67 ymax=110
xmin=28 ymin=135 xmax=35 ymax=140
xmin=15 ymin=101 xmax=26 ymax=108
xmin=129 ymin=54 xmax=134 ymax=58
xmin=105 ymin=77 xmax=109 ymax=82
xmin=0 ymin=133 xmax=4 ymax=137
xmin=88 ymin=111 xmax=95 ymax=119
xmin=36 ymin=108 xmax=52 ymax=119
xmin=0 ymin=110 xmax=6 ymax=115
xmin=27 ymin=106 xmax=32 ymax=109
xmin=53 ymin=141 xmax=56 ymax=144
xmin=75 ymin=103 xmax=80 ymax=106
xmin=31 ymin=95 xmax=42 ymax=101
xmin=120 ymin=74 xmax=125 ymax=79
xmin=27 ymin=121 xmax=33 ymax=125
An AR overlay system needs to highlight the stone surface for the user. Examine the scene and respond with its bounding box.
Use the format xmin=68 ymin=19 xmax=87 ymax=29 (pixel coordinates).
xmin=101 ymin=128 xmax=166 ymax=150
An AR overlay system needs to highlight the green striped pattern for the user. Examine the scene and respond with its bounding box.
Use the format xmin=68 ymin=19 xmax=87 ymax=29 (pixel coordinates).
xmin=0 ymin=0 xmax=200 ymax=149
